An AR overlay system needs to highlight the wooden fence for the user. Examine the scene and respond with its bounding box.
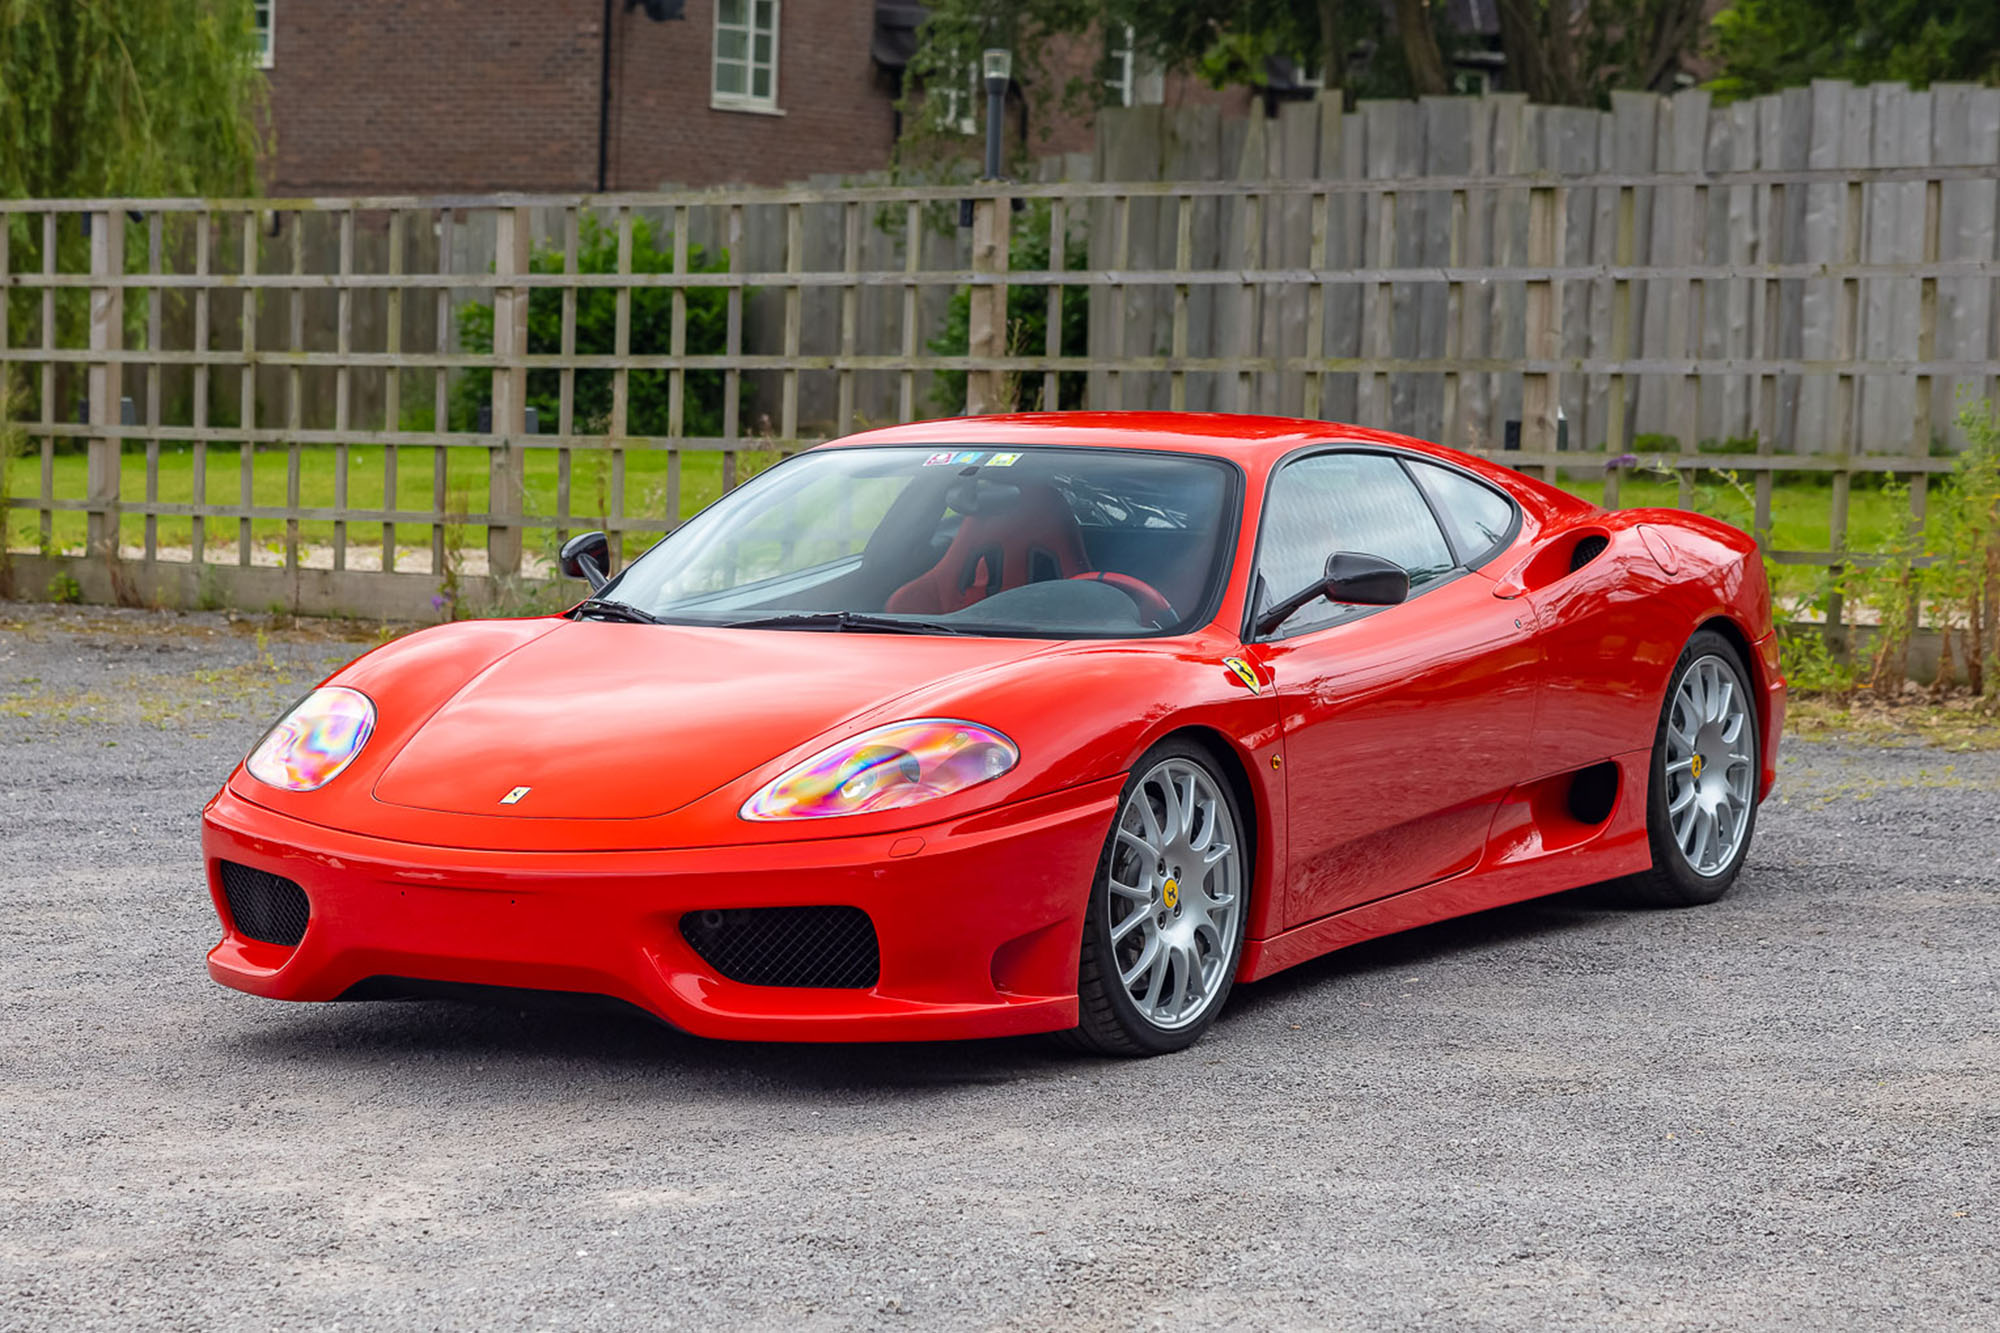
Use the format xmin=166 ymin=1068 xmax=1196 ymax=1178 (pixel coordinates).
xmin=2 ymin=87 xmax=1997 ymax=623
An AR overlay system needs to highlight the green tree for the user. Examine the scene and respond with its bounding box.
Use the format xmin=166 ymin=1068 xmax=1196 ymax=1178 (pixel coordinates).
xmin=900 ymin=0 xmax=1708 ymax=131
xmin=452 ymin=214 xmax=746 ymax=441
xmin=0 ymin=0 xmax=265 ymax=199
xmin=1 ymin=0 xmax=266 ymax=441
xmin=1711 ymin=0 xmax=2000 ymax=99
xmin=1494 ymin=0 xmax=1709 ymax=104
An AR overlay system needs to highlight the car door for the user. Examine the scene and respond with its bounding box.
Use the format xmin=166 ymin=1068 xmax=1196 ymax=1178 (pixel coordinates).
xmin=1246 ymin=450 xmax=1541 ymax=928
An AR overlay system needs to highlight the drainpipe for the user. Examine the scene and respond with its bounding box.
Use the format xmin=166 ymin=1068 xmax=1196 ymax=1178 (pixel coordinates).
xmin=596 ymin=0 xmax=615 ymax=192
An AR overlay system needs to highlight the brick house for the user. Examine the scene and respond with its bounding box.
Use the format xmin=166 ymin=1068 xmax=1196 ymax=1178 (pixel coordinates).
xmin=258 ymin=0 xmax=1243 ymax=195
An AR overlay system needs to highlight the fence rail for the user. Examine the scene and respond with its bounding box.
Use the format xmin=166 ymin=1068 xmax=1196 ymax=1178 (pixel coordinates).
xmin=3 ymin=84 xmax=1998 ymax=624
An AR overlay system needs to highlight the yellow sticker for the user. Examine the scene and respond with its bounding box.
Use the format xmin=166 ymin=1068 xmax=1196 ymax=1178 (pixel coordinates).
xmin=1223 ymin=657 xmax=1262 ymax=695
xmin=987 ymin=452 xmax=1021 ymax=467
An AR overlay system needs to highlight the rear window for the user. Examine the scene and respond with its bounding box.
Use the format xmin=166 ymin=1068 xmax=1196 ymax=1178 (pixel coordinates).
xmin=1408 ymin=460 xmax=1518 ymax=568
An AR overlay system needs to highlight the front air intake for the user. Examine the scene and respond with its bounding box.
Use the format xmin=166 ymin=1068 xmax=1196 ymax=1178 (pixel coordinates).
xmin=217 ymin=861 xmax=311 ymax=947
xmin=679 ymin=906 xmax=880 ymax=988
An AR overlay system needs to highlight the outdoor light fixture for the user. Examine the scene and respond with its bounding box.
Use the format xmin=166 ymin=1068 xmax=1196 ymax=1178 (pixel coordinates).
xmin=981 ymin=48 xmax=1012 ymax=181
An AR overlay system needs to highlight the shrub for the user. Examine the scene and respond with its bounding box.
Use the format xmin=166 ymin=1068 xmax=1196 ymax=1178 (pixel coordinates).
xmin=453 ymin=214 xmax=746 ymax=439
xmin=1835 ymin=401 xmax=2000 ymax=697
xmin=929 ymin=200 xmax=1089 ymax=415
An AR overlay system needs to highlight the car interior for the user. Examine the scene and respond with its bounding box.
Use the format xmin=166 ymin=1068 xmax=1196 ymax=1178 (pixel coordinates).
xmin=644 ymin=450 xmax=1235 ymax=635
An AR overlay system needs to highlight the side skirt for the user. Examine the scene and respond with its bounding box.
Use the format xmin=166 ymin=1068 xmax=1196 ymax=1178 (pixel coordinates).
xmin=1238 ymin=748 xmax=1654 ymax=983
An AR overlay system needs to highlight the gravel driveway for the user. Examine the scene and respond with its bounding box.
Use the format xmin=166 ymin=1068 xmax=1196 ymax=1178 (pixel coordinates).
xmin=3 ymin=605 xmax=1995 ymax=1331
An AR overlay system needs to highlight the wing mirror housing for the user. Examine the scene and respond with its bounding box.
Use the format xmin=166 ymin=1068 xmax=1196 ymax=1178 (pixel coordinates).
xmin=559 ymin=530 xmax=612 ymax=591
xmin=1255 ymin=551 xmax=1410 ymax=636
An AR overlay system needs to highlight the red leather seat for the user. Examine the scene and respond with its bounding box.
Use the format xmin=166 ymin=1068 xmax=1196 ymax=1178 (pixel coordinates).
xmin=886 ymin=482 xmax=1090 ymax=615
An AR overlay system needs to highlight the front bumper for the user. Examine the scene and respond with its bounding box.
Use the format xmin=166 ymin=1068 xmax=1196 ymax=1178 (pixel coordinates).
xmin=201 ymin=776 xmax=1123 ymax=1042
xmin=1753 ymin=629 xmax=1787 ymax=799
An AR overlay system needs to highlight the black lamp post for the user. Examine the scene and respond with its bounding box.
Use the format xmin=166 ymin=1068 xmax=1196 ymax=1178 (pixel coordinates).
xmin=961 ymin=47 xmax=1012 ymax=227
xmin=981 ymin=48 xmax=1011 ymax=180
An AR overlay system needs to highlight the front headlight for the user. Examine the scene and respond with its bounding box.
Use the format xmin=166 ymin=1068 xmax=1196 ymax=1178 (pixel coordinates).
xmin=246 ymin=686 xmax=377 ymax=792
xmin=741 ymin=719 xmax=1018 ymax=821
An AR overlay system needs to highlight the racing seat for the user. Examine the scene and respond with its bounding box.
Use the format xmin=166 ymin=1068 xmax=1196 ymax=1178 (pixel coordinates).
xmin=885 ymin=480 xmax=1091 ymax=615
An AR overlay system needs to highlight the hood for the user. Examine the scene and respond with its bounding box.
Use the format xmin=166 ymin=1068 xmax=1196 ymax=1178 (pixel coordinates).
xmin=369 ymin=620 xmax=1053 ymax=820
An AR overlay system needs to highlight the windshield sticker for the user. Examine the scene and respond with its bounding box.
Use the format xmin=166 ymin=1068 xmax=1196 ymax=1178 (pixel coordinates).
xmin=951 ymin=451 xmax=985 ymax=465
xmin=923 ymin=451 xmax=956 ymax=466
xmin=1222 ymin=657 xmax=1263 ymax=695
xmin=987 ymin=452 xmax=1021 ymax=467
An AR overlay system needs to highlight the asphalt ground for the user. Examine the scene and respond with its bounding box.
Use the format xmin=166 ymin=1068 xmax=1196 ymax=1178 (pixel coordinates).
xmin=2 ymin=604 xmax=1995 ymax=1331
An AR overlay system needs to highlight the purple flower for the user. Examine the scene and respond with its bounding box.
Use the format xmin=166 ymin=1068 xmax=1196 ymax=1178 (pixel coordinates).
xmin=430 ymin=594 xmax=449 ymax=611
xmin=1605 ymin=453 xmax=1638 ymax=472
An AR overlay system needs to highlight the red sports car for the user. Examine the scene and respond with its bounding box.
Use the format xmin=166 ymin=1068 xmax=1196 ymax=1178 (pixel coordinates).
xmin=203 ymin=413 xmax=1784 ymax=1055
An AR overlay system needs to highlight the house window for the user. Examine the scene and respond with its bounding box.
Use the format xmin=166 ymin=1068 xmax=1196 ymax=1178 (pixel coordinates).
xmin=713 ymin=0 xmax=780 ymax=112
xmin=1104 ymin=26 xmax=1163 ymax=108
xmin=933 ymin=61 xmax=979 ymax=135
xmin=253 ymin=0 xmax=273 ymax=68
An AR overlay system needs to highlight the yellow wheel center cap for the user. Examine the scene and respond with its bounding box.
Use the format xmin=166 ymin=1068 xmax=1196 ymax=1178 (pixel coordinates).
xmin=1690 ymin=753 xmax=1705 ymax=780
xmin=1162 ymin=879 xmax=1180 ymax=910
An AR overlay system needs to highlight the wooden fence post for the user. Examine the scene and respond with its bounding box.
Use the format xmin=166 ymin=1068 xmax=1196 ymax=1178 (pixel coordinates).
xmin=86 ymin=209 xmax=124 ymax=560
xmin=966 ymin=194 xmax=1011 ymax=414
xmin=488 ymin=205 xmax=531 ymax=579
xmin=1521 ymin=185 xmax=1565 ymax=468
xmin=1604 ymin=185 xmax=1637 ymax=508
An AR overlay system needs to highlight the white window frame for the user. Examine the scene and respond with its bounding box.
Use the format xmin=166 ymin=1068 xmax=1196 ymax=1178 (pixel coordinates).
xmin=934 ymin=60 xmax=979 ymax=136
xmin=711 ymin=0 xmax=782 ymax=115
xmin=1105 ymin=25 xmax=1162 ymax=108
xmin=1106 ymin=25 xmax=1136 ymax=107
xmin=253 ymin=0 xmax=274 ymax=69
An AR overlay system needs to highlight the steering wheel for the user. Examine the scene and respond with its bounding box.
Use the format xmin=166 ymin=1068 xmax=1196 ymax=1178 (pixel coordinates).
xmin=1069 ymin=571 xmax=1177 ymax=628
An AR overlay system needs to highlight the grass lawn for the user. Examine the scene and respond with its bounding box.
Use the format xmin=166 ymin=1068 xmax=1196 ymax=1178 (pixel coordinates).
xmin=1551 ymin=467 xmax=1907 ymax=605
xmin=3 ymin=442 xmax=781 ymax=568
xmin=5 ymin=444 xmax=1899 ymax=602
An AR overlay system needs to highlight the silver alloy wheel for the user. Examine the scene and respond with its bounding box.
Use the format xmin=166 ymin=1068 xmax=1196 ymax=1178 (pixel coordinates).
xmin=1104 ymin=757 xmax=1243 ymax=1031
xmin=1664 ymin=654 xmax=1758 ymax=877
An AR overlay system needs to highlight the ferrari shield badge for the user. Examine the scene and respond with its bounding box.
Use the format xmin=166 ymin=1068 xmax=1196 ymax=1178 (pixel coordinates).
xmin=1222 ymin=657 xmax=1263 ymax=695
xmin=500 ymin=786 xmax=532 ymax=805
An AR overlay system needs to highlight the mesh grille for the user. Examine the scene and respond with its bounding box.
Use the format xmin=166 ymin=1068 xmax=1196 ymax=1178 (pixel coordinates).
xmin=1571 ymin=533 xmax=1610 ymax=572
xmin=217 ymin=861 xmax=310 ymax=947
xmin=679 ymin=907 xmax=880 ymax=989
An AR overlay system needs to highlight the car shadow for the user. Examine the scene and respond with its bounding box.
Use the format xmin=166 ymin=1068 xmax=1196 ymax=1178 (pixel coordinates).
xmin=222 ymin=883 xmax=1635 ymax=1091
xmin=225 ymin=989 xmax=1063 ymax=1092
xmin=1220 ymin=881 xmax=1632 ymax=1017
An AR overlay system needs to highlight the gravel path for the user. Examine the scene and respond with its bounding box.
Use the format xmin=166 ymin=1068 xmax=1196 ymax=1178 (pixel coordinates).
xmin=3 ymin=605 xmax=1995 ymax=1331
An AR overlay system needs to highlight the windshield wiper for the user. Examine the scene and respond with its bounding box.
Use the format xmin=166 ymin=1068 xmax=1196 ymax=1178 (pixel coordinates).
xmin=571 ymin=597 xmax=662 ymax=625
xmin=720 ymin=610 xmax=966 ymax=635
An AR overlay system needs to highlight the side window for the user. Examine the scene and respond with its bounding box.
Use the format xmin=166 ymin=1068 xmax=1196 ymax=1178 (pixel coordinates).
xmin=1256 ymin=453 xmax=1456 ymax=638
xmin=1408 ymin=460 xmax=1518 ymax=568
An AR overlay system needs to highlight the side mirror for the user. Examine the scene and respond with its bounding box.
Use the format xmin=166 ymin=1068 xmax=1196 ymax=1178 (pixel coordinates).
xmin=1255 ymin=551 xmax=1409 ymax=636
xmin=559 ymin=530 xmax=612 ymax=591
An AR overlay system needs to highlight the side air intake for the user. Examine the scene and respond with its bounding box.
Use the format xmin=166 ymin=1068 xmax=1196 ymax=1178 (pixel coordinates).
xmin=1570 ymin=533 xmax=1610 ymax=573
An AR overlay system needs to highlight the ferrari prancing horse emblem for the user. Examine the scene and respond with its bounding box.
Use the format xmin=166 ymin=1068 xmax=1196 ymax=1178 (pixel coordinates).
xmin=1222 ymin=656 xmax=1263 ymax=695
xmin=500 ymin=786 xmax=532 ymax=805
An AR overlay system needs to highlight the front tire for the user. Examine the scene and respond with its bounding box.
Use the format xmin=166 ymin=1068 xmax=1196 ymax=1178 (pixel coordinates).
xmin=1067 ymin=739 xmax=1248 ymax=1057
xmin=1619 ymin=629 xmax=1762 ymax=907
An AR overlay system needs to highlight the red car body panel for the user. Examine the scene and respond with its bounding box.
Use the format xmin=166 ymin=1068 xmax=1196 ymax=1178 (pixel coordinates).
xmin=202 ymin=413 xmax=1785 ymax=1040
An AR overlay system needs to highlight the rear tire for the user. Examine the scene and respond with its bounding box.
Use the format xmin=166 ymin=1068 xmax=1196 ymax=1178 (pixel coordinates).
xmin=1615 ymin=629 xmax=1762 ymax=908
xmin=1065 ymin=738 xmax=1248 ymax=1057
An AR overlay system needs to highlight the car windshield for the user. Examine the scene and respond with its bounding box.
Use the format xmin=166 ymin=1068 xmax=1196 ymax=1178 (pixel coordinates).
xmin=603 ymin=445 xmax=1237 ymax=637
